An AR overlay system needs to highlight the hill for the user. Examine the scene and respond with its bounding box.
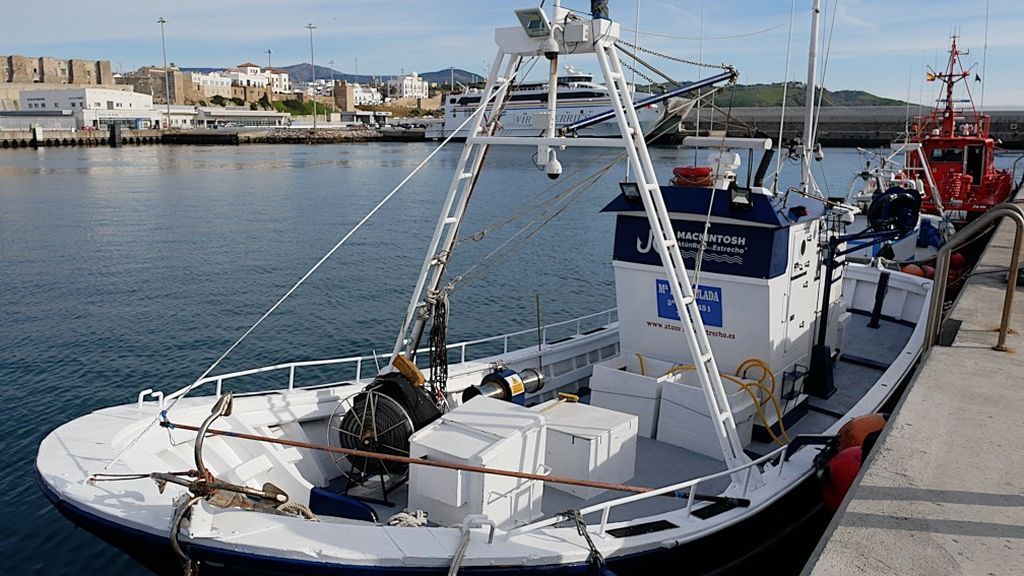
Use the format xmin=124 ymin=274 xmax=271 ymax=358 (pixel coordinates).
xmin=696 ymin=82 xmax=908 ymax=107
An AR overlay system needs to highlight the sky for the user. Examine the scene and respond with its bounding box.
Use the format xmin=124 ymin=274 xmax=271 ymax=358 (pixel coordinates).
xmin=3 ymin=0 xmax=1022 ymax=106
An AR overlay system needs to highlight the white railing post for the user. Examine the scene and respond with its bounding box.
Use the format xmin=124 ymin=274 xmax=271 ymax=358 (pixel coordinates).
xmin=216 ymin=378 xmax=223 ymax=397
xmin=356 ymin=358 xmax=362 ymax=383
xmin=288 ymin=365 xmax=296 ymax=391
xmin=599 ymin=508 xmax=610 ymax=536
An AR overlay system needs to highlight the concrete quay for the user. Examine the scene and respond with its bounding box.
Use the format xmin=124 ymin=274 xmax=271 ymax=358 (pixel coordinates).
xmin=0 ymin=126 xmax=426 ymax=149
xmin=804 ymin=193 xmax=1024 ymax=575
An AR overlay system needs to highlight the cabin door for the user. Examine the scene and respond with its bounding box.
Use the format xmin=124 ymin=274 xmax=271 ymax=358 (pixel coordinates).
xmin=965 ymin=145 xmax=984 ymax=184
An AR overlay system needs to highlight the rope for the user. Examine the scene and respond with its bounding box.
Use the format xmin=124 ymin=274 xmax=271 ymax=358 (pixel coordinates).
xmin=97 ymin=80 xmax=508 ymax=475
xmin=388 ymin=510 xmax=428 ymax=527
xmin=449 ymin=153 xmax=624 ymax=289
xmin=277 ymin=502 xmax=320 ymax=522
xmin=447 ymin=529 xmax=472 ymax=576
xmin=566 ymin=509 xmax=606 ymax=568
xmin=427 ymin=292 xmax=450 ymax=408
xmin=773 ymin=0 xmax=798 ymax=193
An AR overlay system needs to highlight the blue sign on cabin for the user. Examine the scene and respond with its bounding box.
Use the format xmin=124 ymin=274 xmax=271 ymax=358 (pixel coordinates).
xmin=613 ymin=215 xmax=790 ymax=279
xmin=656 ymin=279 xmax=723 ymax=327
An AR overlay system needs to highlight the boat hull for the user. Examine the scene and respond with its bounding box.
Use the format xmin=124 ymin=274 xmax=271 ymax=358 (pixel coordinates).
xmin=39 ymin=466 xmax=828 ymax=576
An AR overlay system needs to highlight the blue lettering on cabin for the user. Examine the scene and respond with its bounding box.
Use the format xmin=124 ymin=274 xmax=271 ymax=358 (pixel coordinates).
xmin=656 ymin=279 xmax=723 ymax=327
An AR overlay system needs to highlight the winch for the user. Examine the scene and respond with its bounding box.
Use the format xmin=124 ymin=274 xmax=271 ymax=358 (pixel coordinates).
xmin=462 ymin=366 xmax=545 ymax=405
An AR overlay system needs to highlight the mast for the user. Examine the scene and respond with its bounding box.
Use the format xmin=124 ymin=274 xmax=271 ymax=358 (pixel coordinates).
xmin=801 ymin=0 xmax=821 ymax=195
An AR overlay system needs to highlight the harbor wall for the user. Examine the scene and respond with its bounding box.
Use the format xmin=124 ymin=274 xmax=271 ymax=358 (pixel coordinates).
xmin=688 ymin=106 xmax=1024 ymax=148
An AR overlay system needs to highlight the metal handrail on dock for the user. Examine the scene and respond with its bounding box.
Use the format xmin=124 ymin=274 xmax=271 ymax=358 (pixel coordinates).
xmin=925 ymin=202 xmax=1024 ymax=350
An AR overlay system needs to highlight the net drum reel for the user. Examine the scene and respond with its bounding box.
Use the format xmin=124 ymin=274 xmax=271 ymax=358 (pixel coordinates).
xmin=329 ymin=371 xmax=442 ymax=505
xmin=867 ymin=186 xmax=922 ymax=238
xmin=462 ymin=366 xmax=545 ymax=405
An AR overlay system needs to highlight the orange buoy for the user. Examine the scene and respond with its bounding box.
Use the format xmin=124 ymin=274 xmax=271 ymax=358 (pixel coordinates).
xmin=838 ymin=414 xmax=886 ymax=452
xmin=900 ymin=264 xmax=925 ymax=277
xmin=821 ymin=446 xmax=862 ymax=512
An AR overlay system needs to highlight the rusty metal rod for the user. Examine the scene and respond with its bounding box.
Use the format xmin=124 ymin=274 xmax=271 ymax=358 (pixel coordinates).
xmin=161 ymin=420 xmax=748 ymax=506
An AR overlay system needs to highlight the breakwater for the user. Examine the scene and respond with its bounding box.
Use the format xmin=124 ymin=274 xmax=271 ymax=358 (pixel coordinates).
xmin=686 ymin=105 xmax=1024 ymax=148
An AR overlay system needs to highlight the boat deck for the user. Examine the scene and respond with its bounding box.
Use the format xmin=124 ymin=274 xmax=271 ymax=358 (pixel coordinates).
xmin=342 ymin=313 xmax=915 ymax=527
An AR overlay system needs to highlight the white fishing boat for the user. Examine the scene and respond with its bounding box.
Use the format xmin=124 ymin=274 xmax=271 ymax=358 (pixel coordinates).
xmin=38 ymin=2 xmax=937 ymax=575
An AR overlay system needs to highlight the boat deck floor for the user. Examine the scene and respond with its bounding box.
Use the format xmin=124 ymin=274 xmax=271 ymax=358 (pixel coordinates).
xmin=748 ymin=314 xmax=912 ymax=455
xmin=339 ymin=314 xmax=913 ymax=526
xmin=341 ymin=436 xmax=732 ymax=525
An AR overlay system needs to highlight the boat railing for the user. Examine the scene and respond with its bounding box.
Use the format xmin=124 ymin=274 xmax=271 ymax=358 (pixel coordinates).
xmin=925 ymin=203 xmax=1024 ymax=350
xmin=505 ymin=444 xmax=790 ymax=539
xmin=160 ymin=308 xmax=618 ymax=403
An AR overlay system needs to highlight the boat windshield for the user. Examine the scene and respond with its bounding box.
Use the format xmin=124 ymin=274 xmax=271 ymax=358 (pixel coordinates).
xmin=930 ymin=147 xmax=964 ymax=163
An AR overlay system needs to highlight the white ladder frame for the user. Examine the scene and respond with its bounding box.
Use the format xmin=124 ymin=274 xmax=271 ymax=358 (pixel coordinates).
xmin=392 ymin=15 xmax=752 ymax=477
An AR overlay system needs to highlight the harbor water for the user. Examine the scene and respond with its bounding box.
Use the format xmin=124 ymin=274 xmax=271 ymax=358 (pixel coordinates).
xmin=1 ymin=143 xmax=1017 ymax=575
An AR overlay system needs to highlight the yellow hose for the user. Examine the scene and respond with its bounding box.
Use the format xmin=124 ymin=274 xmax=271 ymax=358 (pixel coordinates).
xmin=635 ymin=352 xmax=646 ymax=376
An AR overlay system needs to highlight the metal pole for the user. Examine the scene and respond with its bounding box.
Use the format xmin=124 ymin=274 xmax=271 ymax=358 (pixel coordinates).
xmin=157 ymin=17 xmax=171 ymax=130
xmin=802 ymin=0 xmax=821 ymax=194
xmin=266 ymin=48 xmax=272 ymax=70
xmin=306 ymin=23 xmax=317 ymax=131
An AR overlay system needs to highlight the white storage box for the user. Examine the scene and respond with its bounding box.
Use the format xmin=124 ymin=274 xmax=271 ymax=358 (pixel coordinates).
xmin=590 ymin=352 xmax=679 ymax=438
xmin=532 ymin=400 xmax=638 ymax=499
xmin=656 ymin=372 xmax=756 ymax=460
xmin=407 ymin=396 xmax=547 ymax=530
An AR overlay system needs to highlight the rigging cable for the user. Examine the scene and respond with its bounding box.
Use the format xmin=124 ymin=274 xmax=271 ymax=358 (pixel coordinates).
xmin=772 ymin=0 xmax=798 ymax=193
xmin=96 ymin=81 xmax=510 ymax=475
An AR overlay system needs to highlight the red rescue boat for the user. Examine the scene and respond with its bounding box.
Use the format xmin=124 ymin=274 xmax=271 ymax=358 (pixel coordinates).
xmin=907 ymin=36 xmax=1013 ymax=224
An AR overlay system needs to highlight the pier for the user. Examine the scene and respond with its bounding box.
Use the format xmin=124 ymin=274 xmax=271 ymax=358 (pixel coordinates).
xmin=804 ymin=186 xmax=1024 ymax=575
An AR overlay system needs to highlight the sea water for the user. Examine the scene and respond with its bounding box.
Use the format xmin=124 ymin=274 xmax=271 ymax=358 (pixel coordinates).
xmin=1 ymin=143 xmax=1017 ymax=574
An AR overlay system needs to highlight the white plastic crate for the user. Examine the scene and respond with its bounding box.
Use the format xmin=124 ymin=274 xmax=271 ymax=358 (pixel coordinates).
xmin=532 ymin=400 xmax=638 ymax=499
xmin=656 ymin=372 xmax=756 ymax=460
xmin=590 ymin=352 xmax=678 ymax=438
xmin=407 ymin=396 xmax=547 ymax=529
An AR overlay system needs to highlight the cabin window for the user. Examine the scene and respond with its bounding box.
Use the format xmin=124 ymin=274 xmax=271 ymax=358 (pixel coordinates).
xmin=930 ymin=148 xmax=963 ymax=163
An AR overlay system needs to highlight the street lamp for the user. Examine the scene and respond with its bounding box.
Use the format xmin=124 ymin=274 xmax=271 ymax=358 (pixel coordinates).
xmin=157 ymin=17 xmax=171 ymax=130
xmin=265 ymin=48 xmax=272 ymax=69
xmin=306 ymin=23 xmax=317 ymax=131
xmin=328 ymin=58 xmax=336 ymax=97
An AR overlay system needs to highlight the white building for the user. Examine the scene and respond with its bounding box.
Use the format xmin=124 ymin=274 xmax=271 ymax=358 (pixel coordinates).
xmin=267 ymin=69 xmax=291 ymax=94
xmin=195 ymin=106 xmax=290 ymax=128
xmin=225 ymin=63 xmax=269 ymax=88
xmin=20 ymin=87 xmax=162 ymax=129
xmin=189 ymin=71 xmax=233 ymax=98
xmin=222 ymin=63 xmax=291 ymax=94
xmin=352 ymin=83 xmax=383 ymax=105
xmin=296 ymin=79 xmax=333 ymax=97
xmin=387 ymin=72 xmax=429 ymax=99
